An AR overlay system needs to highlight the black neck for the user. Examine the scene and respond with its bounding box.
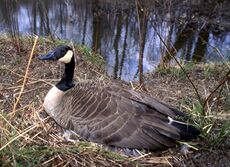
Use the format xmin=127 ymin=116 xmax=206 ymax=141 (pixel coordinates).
xmin=56 ymin=56 xmax=75 ymax=91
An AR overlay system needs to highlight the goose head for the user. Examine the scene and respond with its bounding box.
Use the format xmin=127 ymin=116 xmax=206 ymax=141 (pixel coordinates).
xmin=38 ymin=45 xmax=75 ymax=92
xmin=38 ymin=45 xmax=74 ymax=64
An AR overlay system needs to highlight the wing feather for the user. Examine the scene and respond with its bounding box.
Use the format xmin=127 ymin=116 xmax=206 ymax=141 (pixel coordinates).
xmin=58 ymin=80 xmax=187 ymax=150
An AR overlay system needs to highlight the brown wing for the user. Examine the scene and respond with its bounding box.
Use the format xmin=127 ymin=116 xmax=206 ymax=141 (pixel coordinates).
xmin=60 ymin=80 xmax=183 ymax=150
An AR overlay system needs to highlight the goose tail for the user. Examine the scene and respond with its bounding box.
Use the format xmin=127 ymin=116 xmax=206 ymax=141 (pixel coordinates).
xmin=168 ymin=117 xmax=200 ymax=140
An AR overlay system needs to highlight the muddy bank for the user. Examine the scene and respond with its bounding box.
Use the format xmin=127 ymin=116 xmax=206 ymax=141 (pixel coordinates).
xmin=0 ymin=36 xmax=229 ymax=167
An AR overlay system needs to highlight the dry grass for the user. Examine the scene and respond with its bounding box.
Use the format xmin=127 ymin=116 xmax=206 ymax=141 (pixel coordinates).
xmin=0 ymin=35 xmax=229 ymax=167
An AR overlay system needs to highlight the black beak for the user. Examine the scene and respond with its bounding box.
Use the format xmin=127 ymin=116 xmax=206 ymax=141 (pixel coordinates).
xmin=38 ymin=51 xmax=56 ymax=60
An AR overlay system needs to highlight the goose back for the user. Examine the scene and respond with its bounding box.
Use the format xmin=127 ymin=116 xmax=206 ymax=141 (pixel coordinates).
xmin=52 ymin=80 xmax=190 ymax=150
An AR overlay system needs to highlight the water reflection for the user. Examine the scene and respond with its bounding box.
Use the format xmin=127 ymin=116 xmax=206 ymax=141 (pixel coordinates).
xmin=0 ymin=0 xmax=229 ymax=81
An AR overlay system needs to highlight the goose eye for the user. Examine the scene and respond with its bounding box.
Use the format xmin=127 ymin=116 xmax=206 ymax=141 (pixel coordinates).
xmin=61 ymin=49 xmax=67 ymax=55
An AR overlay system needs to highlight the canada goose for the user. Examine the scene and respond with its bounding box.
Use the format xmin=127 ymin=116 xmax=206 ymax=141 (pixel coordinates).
xmin=38 ymin=45 xmax=199 ymax=150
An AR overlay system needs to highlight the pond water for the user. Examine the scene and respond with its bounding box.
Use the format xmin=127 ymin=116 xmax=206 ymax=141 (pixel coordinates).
xmin=0 ymin=0 xmax=229 ymax=81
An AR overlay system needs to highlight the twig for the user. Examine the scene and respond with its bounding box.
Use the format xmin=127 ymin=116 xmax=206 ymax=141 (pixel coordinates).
xmin=10 ymin=36 xmax=38 ymax=117
xmin=42 ymin=155 xmax=58 ymax=166
xmin=213 ymin=47 xmax=230 ymax=69
xmin=1 ymin=66 xmax=58 ymax=84
xmin=0 ymin=113 xmax=19 ymax=133
xmin=160 ymin=28 xmax=200 ymax=102
xmin=57 ymin=160 xmax=69 ymax=167
xmin=35 ymin=107 xmax=48 ymax=131
xmin=146 ymin=12 xmax=202 ymax=106
xmin=203 ymin=69 xmax=230 ymax=113
xmin=130 ymin=81 xmax=135 ymax=90
xmin=0 ymin=124 xmax=38 ymax=151
xmin=130 ymin=152 xmax=151 ymax=161
xmin=166 ymin=158 xmax=173 ymax=167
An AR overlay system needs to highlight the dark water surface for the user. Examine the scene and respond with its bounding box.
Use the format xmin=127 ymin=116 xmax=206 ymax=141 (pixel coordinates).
xmin=0 ymin=0 xmax=229 ymax=81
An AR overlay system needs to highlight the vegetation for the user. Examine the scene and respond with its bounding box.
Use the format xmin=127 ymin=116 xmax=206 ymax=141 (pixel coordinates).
xmin=154 ymin=62 xmax=230 ymax=147
xmin=77 ymin=45 xmax=105 ymax=67
xmin=0 ymin=34 xmax=229 ymax=167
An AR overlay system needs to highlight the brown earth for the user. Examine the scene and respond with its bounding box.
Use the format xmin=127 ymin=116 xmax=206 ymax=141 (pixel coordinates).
xmin=0 ymin=36 xmax=229 ymax=166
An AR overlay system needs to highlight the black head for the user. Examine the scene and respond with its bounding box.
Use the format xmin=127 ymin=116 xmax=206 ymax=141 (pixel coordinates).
xmin=38 ymin=45 xmax=73 ymax=63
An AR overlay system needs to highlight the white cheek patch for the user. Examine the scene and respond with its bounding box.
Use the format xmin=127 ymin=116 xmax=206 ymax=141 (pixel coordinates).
xmin=58 ymin=50 xmax=73 ymax=63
